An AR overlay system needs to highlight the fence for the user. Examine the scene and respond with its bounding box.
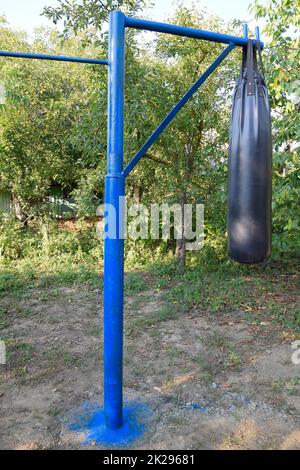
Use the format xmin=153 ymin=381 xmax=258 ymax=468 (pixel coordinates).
xmin=0 ymin=190 xmax=77 ymax=219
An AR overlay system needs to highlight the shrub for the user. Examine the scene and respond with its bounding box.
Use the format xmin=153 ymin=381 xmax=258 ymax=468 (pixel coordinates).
xmin=0 ymin=214 xmax=25 ymax=260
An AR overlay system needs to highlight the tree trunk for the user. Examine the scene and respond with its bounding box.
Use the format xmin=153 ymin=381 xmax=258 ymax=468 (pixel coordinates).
xmin=133 ymin=184 xmax=142 ymax=203
xmin=12 ymin=194 xmax=28 ymax=226
xmin=176 ymin=191 xmax=187 ymax=271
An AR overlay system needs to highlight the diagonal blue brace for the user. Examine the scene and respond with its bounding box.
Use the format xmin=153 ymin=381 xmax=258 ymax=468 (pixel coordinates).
xmin=123 ymin=42 xmax=235 ymax=177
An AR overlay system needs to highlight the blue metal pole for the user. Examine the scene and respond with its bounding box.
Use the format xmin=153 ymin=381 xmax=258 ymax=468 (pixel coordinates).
xmin=123 ymin=42 xmax=235 ymax=177
xmin=243 ymin=23 xmax=249 ymax=39
xmin=0 ymin=50 xmax=109 ymax=65
xmin=125 ymin=16 xmax=263 ymax=49
xmin=104 ymin=10 xmax=126 ymax=430
xmin=255 ymin=26 xmax=260 ymax=41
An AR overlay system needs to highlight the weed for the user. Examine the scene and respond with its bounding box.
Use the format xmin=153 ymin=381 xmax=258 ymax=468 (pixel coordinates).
xmin=5 ymin=339 xmax=34 ymax=368
xmin=227 ymin=352 xmax=242 ymax=367
xmin=125 ymin=273 xmax=147 ymax=293
xmin=193 ymin=354 xmax=214 ymax=383
xmin=206 ymin=331 xmax=230 ymax=349
xmin=0 ymin=308 xmax=8 ymax=330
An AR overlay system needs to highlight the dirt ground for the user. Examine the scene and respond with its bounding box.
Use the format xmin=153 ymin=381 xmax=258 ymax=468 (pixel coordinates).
xmin=0 ymin=279 xmax=300 ymax=450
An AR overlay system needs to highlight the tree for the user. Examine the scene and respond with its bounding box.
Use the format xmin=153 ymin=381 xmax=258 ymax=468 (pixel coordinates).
xmin=0 ymin=20 xmax=106 ymax=221
xmin=43 ymin=0 xmax=149 ymax=37
xmin=124 ymin=6 xmax=240 ymax=268
xmin=250 ymin=0 xmax=300 ymax=255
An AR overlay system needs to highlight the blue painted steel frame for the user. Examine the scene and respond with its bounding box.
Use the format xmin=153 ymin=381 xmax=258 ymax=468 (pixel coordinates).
xmin=104 ymin=11 xmax=263 ymax=430
xmin=104 ymin=10 xmax=126 ymax=430
xmin=0 ymin=50 xmax=109 ymax=65
xmin=125 ymin=16 xmax=263 ymax=48
xmin=0 ymin=10 xmax=263 ymax=433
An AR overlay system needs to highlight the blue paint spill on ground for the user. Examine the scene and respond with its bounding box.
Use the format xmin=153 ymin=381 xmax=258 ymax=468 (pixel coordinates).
xmin=185 ymin=402 xmax=210 ymax=413
xmin=66 ymin=400 xmax=151 ymax=447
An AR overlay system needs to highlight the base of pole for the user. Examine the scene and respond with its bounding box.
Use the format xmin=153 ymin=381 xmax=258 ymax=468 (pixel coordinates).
xmin=66 ymin=400 xmax=151 ymax=447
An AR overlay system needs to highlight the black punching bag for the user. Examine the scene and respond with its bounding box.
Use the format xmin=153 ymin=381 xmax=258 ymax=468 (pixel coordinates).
xmin=228 ymin=39 xmax=272 ymax=264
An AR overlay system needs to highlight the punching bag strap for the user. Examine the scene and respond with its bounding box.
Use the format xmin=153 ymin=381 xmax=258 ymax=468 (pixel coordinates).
xmin=246 ymin=39 xmax=254 ymax=96
xmin=255 ymin=40 xmax=265 ymax=97
xmin=237 ymin=46 xmax=247 ymax=98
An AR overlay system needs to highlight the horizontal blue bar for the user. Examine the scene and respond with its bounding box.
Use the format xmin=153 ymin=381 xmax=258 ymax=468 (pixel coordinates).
xmin=125 ymin=16 xmax=264 ymax=49
xmin=0 ymin=50 xmax=109 ymax=65
xmin=123 ymin=42 xmax=236 ymax=178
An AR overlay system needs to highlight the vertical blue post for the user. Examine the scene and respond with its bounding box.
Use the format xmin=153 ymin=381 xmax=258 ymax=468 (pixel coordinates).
xmin=104 ymin=10 xmax=125 ymax=430
xmin=255 ymin=26 xmax=260 ymax=41
xmin=243 ymin=23 xmax=248 ymax=39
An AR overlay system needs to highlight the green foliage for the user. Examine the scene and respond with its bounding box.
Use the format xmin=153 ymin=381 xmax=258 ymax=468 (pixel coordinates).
xmin=41 ymin=225 xmax=81 ymax=257
xmin=0 ymin=214 xmax=25 ymax=260
xmin=0 ymin=0 xmax=298 ymax=286
xmin=127 ymin=6 xmax=239 ymax=210
xmin=71 ymin=168 xmax=102 ymax=218
xmin=250 ymin=0 xmax=300 ymax=256
xmin=43 ymin=0 xmax=149 ymax=37
xmin=0 ymin=22 xmax=107 ymax=217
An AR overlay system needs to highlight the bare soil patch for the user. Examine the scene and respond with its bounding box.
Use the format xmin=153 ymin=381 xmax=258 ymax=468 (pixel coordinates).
xmin=0 ymin=283 xmax=299 ymax=449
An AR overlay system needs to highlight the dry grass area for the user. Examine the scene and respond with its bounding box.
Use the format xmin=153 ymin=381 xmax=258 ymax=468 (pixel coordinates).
xmin=0 ymin=271 xmax=300 ymax=450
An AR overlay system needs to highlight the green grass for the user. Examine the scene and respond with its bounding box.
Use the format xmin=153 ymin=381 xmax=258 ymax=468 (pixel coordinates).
xmin=0 ymin=260 xmax=103 ymax=297
xmin=124 ymin=272 xmax=147 ymax=293
xmin=192 ymin=354 xmax=214 ymax=384
xmin=0 ymin=220 xmax=299 ymax=332
xmin=227 ymin=351 xmax=242 ymax=367
xmin=126 ymin=304 xmax=178 ymax=338
xmin=5 ymin=338 xmax=35 ymax=369
xmin=0 ymin=307 xmax=8 ymax=330
xmin=138 ymin=304 xmax=178 ymax=327
xmin=272 ymin=377 xmax=300 ymax=397
xmin=152 ymin=305 xmax=178 ymax=322
xmin=206 ymin=331 xmax=230 ymax=349
xmin=1 ymin=254 xmax=299 ymax=333
xmin=43 ymin=348 xmax=81 ymax=368
xmin=153 ymin=255 xmax=300 ymax=332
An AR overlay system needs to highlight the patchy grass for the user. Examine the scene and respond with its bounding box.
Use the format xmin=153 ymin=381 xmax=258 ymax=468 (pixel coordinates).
xmin=1 ymin=273 xmax=300 ymax=449
xmin=0 ymin=307 xmax=8 ymax=330
xmin=126 ymin=304 xmax=178 ymax=338
xmin=0 ymin=262 xmax=102 ymax=297
xmin=272 ymin=377 xmax=300 ymax=396
xmin=192 ymin=354 xmax=214 ymax=384
xmin=5 ymin=338 xmax=35 ymax=373
xmin=153 ymin=257 xmax=300 ymax=333
xmin=206 ymin=332 xmax=231 ymax=350
xmin=124 ymin=272 xmax=148 ymax=293
xmin=1 ymin=248 xmax=299 ymax=334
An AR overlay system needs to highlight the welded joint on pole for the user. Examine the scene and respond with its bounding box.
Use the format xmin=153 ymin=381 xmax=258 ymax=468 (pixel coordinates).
xmin=105 ymin=172 xmax=125 ymax=179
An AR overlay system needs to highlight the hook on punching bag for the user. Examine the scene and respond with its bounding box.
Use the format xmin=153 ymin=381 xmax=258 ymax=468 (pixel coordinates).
xmin=227 ymin=39 xmax=272 ymax=264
